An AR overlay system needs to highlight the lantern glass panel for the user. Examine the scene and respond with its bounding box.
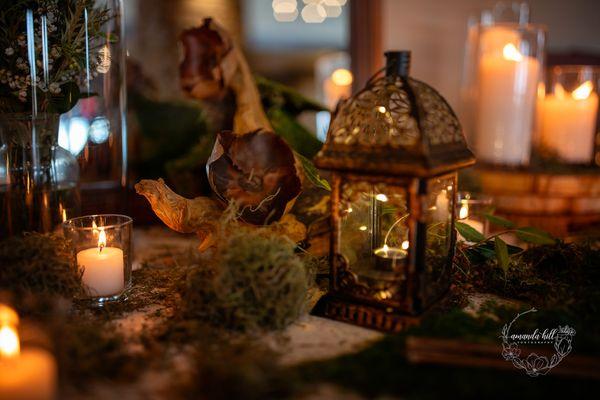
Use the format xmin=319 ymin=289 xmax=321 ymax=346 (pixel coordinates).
xmin=339 ymin=180 xmax=410 ymax=296
xmin=421 ymin=174 xmax=455 ymax=304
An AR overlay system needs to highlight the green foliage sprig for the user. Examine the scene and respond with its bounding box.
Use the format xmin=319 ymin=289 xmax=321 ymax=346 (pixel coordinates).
xmin=455 ymin=214 xmax=557 ymax=274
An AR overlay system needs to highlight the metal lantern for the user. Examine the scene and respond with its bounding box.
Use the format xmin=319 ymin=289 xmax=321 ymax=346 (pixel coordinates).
xmin=313 ymin=51 xmax=475 ymax=332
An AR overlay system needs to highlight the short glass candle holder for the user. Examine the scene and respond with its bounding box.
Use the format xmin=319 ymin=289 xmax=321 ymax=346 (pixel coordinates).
xmin=456 ymin=192 xmax=493 ymax=240
xmin=538 ymin=65 xmax=600 ymax=164
xmin=63 ymin=214 xmax=132 ymax=305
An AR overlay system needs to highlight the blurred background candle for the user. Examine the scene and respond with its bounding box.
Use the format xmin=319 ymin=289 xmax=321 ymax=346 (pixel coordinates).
xmin=0 ymin=305 xmax=57 ymax=400
xmin=539 ymin=66 xmax=600 ymax=163
xmin=475 ymin=26 xmax=542 ymax=166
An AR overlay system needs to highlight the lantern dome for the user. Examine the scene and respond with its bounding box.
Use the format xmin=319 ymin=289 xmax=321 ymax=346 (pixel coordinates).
xmin=315 ymin=51 xmax=475 ymax=176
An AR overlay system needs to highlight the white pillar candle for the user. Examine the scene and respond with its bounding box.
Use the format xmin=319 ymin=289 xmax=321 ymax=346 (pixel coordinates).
xmin=77 ymin=229 xmax=124 ymax=297
xmin=476 ymin=28 xmax=540 ymax=165
xmin=0 ymin=308 xmax=57 ymax=400
xmin=539 ymin=81 xmax=599 ymax=163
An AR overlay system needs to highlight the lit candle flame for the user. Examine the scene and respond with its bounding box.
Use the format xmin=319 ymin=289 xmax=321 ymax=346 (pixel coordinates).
xmin=0 ymin=325 xmax=20 ymax=358
xmin=0 ymin=305 xmax=20 ymax=358
xmin=98 ymin=228 xmax=106 ymax=253
xmin=0 ymin=305 xmax=19 ymax=328
xmin=572 ymin=80 xmax=593 ymax=100
xmin=459 ymin=204 xmax=469 ymax=219
xmin=502 ymin=43 xmax=523 ymax=62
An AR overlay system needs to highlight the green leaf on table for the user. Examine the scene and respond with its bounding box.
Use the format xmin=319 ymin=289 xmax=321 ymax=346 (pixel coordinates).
xmin=455 ymin=221 xmax=485 ymax=243
xmin=494 ymin=237 xmax=510 ymax=273
xmin=296 ymin=152 xmax=331 ymax=191
xmin=484 ymin=214 xmax=515 ymax=229
xmin=515 ymin=227 xmax=556 ymax=245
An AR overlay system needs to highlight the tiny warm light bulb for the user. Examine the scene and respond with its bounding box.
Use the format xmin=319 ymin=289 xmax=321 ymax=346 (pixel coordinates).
xmin=382 ymin=244 xmax=389 ymax=251
xmin=401 ymin=240 xmax=409 ymax=250
xmin=502 ymin=43 xmax=523 ymax=62
xmin=377 ymin=106 xmax=386 ymax=114
xmin=572 ymin=80 xmax=593 ymax=100
xmin=331 ymin=68 xmax=353 ymax=86
xmin=459 ymin=203 xmax=469 ymax=219
xmin=0 ymin=325 xmax=20 ymax=358
xmin=359 ymin=225 xmax=367 ymax=231
xmin=98 ymin=228 xmax=106 ymax=252
xmin=375 ymin=193 xmax=388 ymax=202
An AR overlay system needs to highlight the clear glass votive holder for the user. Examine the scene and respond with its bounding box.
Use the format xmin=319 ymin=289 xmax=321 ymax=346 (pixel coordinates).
xmin=456 ymin=192 xmax=494 ymax=239
xmin=63 ymin=214 xmax=133 ymax=305
xmin=538 ymin=65 xmax=600 ymax=164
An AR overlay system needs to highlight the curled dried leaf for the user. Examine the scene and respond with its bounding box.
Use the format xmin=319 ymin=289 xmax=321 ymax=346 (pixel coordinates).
xmin=207 ymin=130 xmax=302 ymax=225
xmin=179 ymin=18 xmax=235 ymax=100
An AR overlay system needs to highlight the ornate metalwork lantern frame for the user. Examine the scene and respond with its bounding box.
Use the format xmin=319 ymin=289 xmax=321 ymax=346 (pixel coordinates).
xmin=313 ymin=51 xmax=475 ymax=332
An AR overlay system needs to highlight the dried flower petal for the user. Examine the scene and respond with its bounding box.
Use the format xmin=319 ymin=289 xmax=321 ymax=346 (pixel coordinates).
xmin=207 ymin=130 xmax=302 ymax=225
xmin=179 ymin=18 xmax=234 ymax=100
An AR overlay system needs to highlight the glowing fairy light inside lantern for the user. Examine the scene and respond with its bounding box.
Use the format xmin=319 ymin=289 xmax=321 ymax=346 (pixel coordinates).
xmin=359 ymin=225 xmax=367 ymax=231
xmin=98 ymin=228 xmax=106 ymax=252
xmin=401 ymin=240 xmax=409 ymax=250
xmin=572 ymin=80 xmax=593 ymax=100
xmin=375 ymin=193 xmax=388 ymax=202
xmin=377 ymin=106 xmax=387 ymax=114
xmin=502 ymin=43 xmax=523 ymax=62
xmin=0 ymin=326 xmax=20 ymax=358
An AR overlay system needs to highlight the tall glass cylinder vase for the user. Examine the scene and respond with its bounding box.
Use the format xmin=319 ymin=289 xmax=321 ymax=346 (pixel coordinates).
xmin=1 ymin=114 xmax=80 ymax=236
xmin=0 ymin=0 xmax=126 ymax=237
xmin=57 ymin=0 xmax=127 ymax=216
xmin=461 ymin=4 xmax=545 ymax=167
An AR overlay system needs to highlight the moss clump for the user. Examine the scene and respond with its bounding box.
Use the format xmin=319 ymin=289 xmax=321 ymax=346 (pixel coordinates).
xmin=173 ymin=337 xmax=296 ymax=400
xmin=180 ymin=227 xmax=312 ymax=332
xmin=0 ymin=233 xmax=82 ymax=298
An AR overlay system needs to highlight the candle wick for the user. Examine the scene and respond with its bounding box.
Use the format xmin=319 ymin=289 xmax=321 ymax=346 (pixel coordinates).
xmin=99 ymin=244 xmax=104 ymax=253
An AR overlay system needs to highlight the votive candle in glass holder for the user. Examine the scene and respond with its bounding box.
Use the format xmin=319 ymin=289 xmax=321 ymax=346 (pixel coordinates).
xmin=456 ymin=192 xmax=493 ymax=241
xmin=538 ymin=65 xmax=599 ymax=164
xmin=460 ymin=3 xmax=546 ymax=166
xmin=63 ymin=214 xmax=132 ymax=305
